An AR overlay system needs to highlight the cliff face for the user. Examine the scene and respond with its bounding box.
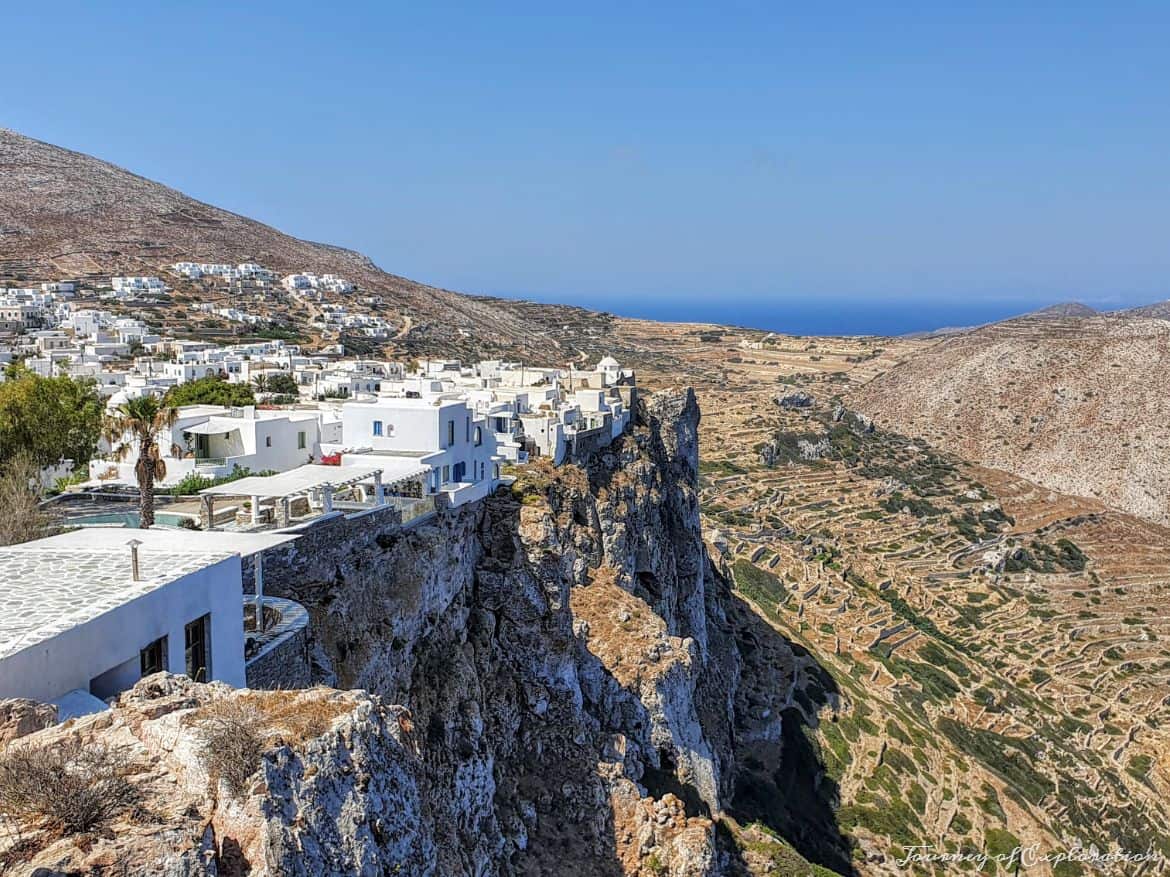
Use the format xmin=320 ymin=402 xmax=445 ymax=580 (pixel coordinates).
xmin=254 ymin=388 xmax=745 ymax=875
xmin=0 ymin=390 xmax=845 ymax=876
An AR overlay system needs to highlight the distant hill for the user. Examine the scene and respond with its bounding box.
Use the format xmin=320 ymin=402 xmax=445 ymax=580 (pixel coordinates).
xmin=853 ymin=314 xmax=1170 ymax=524
xmin=1113 ymin=300 xmax=1170 ymax=320
xmin=1027 ymin=301 xmax=1098 ymax=318
xmin=0 ymin=128 xmax=611 ymax=359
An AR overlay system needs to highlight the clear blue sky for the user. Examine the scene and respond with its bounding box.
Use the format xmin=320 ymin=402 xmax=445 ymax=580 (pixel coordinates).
xmin=5 ymin=1 xmax=1169 ymax=320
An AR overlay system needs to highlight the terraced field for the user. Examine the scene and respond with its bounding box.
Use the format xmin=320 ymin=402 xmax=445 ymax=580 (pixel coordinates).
xmin=617 ymin=319 xmax=1170 ymax=875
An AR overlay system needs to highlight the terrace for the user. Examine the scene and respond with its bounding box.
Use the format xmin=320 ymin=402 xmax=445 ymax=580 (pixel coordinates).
xmin=197 ymin=461 xmax=434 ymax=531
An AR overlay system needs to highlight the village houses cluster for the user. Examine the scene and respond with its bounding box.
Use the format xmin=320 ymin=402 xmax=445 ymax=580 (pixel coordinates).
xmin=0 ymin=265 xmax=636 ymax=719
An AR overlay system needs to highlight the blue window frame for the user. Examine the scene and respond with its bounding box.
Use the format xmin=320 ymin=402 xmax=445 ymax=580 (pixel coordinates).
xmin=373 ymin=420 xmax=383 ymax=436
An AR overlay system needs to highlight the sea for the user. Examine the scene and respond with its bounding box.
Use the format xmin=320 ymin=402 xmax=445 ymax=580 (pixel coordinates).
xmin=494 ymin=292 xmax=1078 ymax=337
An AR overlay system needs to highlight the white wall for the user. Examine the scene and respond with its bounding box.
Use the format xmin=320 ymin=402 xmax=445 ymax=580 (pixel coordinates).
xmin=0 ymin=557 xmax=246 ymax=703
xmin=343 ymin=398 xmax=500 ymax=503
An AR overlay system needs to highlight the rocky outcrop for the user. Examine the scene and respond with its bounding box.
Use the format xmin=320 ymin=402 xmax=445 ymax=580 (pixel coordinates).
xmin=0 ymin=676 xmax=431 ymax=875
xmin=0 ymin=390 xmax=844 ymax=876
xmin=0 ymin=698 xmax=55 ymax=746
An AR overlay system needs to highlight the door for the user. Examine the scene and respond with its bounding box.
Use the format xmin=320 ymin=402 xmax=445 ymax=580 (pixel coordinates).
xmin=185 ymin=614 xmax=211 ymax=682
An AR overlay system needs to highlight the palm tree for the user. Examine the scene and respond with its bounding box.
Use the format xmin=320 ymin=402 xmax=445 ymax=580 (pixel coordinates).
xmin=103 ymin=395 xmax=179 ymax=528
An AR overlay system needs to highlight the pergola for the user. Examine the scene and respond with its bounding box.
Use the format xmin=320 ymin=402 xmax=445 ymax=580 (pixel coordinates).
xmin=198 ymin=464 xmax=387 ymax=529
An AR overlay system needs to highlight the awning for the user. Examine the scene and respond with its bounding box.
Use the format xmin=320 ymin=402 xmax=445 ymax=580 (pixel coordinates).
xmin=182 ymin=421 xmax=239 ymax=436
xmin=199 ymin=463 xmax=384 ymax=499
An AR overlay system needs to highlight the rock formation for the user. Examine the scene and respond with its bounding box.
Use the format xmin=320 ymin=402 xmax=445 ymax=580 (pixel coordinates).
xmin=0 ymin=390 xmax=845 ymax=876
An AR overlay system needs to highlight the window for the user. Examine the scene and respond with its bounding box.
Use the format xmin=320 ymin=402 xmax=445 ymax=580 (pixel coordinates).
xmin=265 ymin=435 xmax=272 ymax=447
xmin=447 ymin=420 xmax=455 ymax=446
xmin=184 ymin=615 xmax=210 ymax=682
xmin=442 ymin=464 xmax=450 ymax=483
xmin=373 ymin=420 xmax=383 ymax=437
xmin=474 ymin=426 xmax=482 ymax=446
xmin=297 ymin=430 xmax=306 ymax=450
xmin=465 ymin=417 xmax=470 ymax=441
xmin=140 ymin=636 xmax=167 ymax=677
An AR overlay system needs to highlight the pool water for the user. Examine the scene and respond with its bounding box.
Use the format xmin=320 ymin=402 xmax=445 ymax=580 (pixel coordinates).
xmin=66 ymin=511 xmax=191 ymax=528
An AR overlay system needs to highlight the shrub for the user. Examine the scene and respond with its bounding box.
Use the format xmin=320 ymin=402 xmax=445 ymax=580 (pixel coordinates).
xmin=165 ymin=375 xmax=255 ymax=408
xmin=171 ymin=465 xmax=274 ymax=497
xmin=196 ymin=700 xmax=266 ymax=798
xmin=0 ymin=738 xmax=138 ymax=834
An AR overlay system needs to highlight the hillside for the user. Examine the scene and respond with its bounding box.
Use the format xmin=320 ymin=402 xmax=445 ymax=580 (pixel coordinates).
xmin=1028 ymin=301 xmax=1097 ymax=318
xmin=852 ymin=314 xmax=1170 ymax=525
xmin=1115 ymin=299 xmax=1170 ymax=320
xmin=612 ymin=323 xmax=1170 ymax=870
xmin=0 ymin=128 xmax=613 ymax=359
xmin=7 ymin=126 xmax=1170 ymax=872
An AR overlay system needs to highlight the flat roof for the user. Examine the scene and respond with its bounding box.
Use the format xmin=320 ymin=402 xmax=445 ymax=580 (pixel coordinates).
xmin=345 ymin=395 xmax=464 ymax=409
xmin=33 ymin=528 xmax=297 ymax=558
xmin=0 ymin=545 xmax=233 ymax=661
xmin=199 ymin=463 xmax=383 ymax=498
xmin=340 ymin=453 xmax=431 ymax=483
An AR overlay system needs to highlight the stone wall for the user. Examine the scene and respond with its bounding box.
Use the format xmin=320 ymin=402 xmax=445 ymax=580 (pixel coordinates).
xmin=566 ymin=421 xmax=613 ymax=463
xmin=241 ymin=504 xmax=405 ymax=595
xmin=245 ymin=597 xmax=312 ymax=690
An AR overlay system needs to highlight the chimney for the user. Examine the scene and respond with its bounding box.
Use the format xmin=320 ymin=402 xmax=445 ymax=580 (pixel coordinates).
xmin=126 ymin=538 xmax=143 ymax=581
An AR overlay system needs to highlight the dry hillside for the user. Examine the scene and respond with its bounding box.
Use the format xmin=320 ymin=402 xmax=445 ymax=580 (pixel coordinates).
xmin=851 ymin=313 xmax=1170 ymax=525
xmin=0 ymin=127 xmax=613 ymax=359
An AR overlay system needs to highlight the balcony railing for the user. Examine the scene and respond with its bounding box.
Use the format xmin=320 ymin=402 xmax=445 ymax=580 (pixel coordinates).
xmin=194 ymin=456 xmax=227 ymax=468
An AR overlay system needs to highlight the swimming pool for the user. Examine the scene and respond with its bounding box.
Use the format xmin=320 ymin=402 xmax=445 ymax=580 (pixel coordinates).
xmin=65 ymin=511 xmax=192 ymax=528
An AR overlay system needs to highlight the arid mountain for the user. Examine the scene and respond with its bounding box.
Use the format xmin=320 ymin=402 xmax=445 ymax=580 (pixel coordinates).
xmin=1028 ymin=301 xmax=1097 ymax=318
xmin=1115 ymin=299 xmax=1170 ymax=320
xmin=852 ymin=313 xmax=1170 ymax=524
xmin=0 ymin=128 xmax=613 ymax=359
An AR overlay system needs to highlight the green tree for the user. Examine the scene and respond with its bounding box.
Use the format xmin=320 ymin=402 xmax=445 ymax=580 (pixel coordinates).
xmin=164 ymin=376 xmax=256 ymax=408
xmin=103 ymin=396 xmax=179 ymax=528
xmin=0 ymin=366 xmax=103 ymax=470
xmin=264 ymin=372 xmax=299 ymax=396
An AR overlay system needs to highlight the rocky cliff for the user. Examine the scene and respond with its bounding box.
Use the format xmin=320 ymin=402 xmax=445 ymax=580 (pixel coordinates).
xmin=0 ymin=390 xmax=846 ymax=876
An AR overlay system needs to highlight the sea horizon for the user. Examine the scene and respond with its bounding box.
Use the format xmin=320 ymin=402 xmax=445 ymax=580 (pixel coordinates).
xmin=485 ymin=292 xmax=1139 ymax=337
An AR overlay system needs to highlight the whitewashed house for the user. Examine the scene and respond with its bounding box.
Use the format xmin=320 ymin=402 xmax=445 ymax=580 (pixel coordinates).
xmin=91 ymin=405 xmax=337 ymax=486
xmin=0 ymin=529 xmax=295 ymax=712
xmin=337 ymin=395 xmax=502 ymax=506
xmin=111 ymin=276 xmax=168 ymax=296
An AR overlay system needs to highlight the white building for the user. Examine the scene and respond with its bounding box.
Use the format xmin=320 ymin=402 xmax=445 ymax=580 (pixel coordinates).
xmin=91 ymin=405 xmax=338 ymax=486
xmin=172 ymin=262 xmax=276 ymax=281
xmin=111 ymin=276 xmax=168 ymax=296
xmin=0 ymin=529 xmax=297 ymax=712
xmin=338 ymin=395 xmax=501 ymax=506
xmin=282 ymin=272 xmax=354 ymax=294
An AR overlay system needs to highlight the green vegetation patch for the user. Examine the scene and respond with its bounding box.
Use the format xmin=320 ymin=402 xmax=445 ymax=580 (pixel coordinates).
xmin=936 ymin=718 xmax=1053 ymax=805
xmin=732 ymin=559 xmax=787 ymax=613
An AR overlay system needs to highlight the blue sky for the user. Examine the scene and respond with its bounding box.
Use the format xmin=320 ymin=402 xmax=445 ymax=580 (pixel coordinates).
xmin=5 ymin=1 xmax=1169 ymax=318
